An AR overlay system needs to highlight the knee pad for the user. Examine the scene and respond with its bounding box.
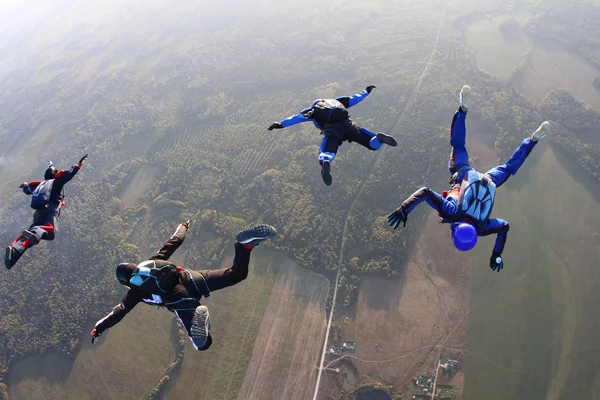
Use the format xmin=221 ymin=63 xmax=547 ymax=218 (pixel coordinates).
xmin=22 ymin=230 xmax=40 ymax=245
xmin=369 ymin=136 xmax=382 ymax=150
xmin=318 ymin=152 xmax=335 ymax=163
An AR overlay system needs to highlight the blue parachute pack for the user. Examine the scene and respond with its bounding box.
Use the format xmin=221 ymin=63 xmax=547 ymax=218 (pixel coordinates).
xmin=30 ymin=180 xmax=55 ymax=209
xmin=456 ymin=170 xmax=497 ymax=231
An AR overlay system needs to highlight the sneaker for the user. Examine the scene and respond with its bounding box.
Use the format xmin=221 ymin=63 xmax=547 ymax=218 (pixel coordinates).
xmin=236 ymin=224 xmax=277 ymax=247
xmin=531 ymin=121 xmax=550 ymax=142
xmin=376 ymin=132 xmax=398 ymax=147
xmin=459 ymin=85 xmax=471 ymax=112
xmin=190 ymin=305 xmax=211 ymax=350
xmin=321 ymin=160 xmax=332 ymax=186
xmin=5 ymin=246 xmax=14 ymax=270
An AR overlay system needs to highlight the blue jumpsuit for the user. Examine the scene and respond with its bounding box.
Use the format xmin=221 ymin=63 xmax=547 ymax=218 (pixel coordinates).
xmin=399 ymin=108 xmax=537 ymax=255
xmin=278 ymin=89 xmax=385 ymax=163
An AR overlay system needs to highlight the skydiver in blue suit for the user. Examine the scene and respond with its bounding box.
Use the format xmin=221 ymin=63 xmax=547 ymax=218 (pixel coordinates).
xmin=268 ymin=85 xmax=397 ymax=186
xmin=387 ymin=86 xmax=550 ymax=272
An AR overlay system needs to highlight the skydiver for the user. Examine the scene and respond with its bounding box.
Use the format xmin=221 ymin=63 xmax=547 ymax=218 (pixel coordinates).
xmin=268 ymin=85 xmax=398 ymax=186
xmin=387 ymin=85 xmax=550 ymax=272
xmin=4 ymin=155 xmax=88 ymax=269
xmin=90 ymin=221 xmax=276 ymax=351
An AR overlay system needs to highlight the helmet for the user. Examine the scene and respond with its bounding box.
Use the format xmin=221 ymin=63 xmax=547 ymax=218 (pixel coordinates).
xmin=452 ymin=223 xmax=478 ymax=251
xmin=44 ymin=166 xmax=57 ymax=180
xmin=116 ymin=263 xmax=136 ymax=286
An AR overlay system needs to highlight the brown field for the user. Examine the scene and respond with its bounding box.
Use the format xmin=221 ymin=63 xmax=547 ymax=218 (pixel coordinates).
xmin=237 ymin=256 xmax=329 ymax=400
xmin=164 ymin=250 xmax=329 ymax=400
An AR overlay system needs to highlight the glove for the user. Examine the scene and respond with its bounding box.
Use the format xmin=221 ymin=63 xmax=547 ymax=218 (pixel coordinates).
xmin=366 ymin=85 xmax=376 ymax=94
xmin=91 ymin=328 xmax=101 ymax=344
xmin=268 ymin=122 xmax=283 ymax=131
xmin=19 ymin=182 xmax=27 ymax=189
xmin=490 ymin=252 xmax=504 ymax=272
xmin=79 ymin=154 xmax=88 ymax=164
xmin=387 ymin=207 xmax=408 ymax=229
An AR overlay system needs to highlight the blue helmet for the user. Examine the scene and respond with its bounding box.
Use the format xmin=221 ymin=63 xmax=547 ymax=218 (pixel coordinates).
xmin=452 ymin=223 xmax=478 ymax=251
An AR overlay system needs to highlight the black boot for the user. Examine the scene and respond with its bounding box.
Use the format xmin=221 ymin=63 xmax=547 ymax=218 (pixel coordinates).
xmin=321 ymin=160 xmax=332 ymax=186
xmin=5 ymin=246 xmax=23 ymax=270
xmin=376 ymin=132 xmax=397 ymax=147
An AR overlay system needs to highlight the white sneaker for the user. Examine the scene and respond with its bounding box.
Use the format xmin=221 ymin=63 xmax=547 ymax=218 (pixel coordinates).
xmin=190 ymin=305 xmax=211 ymax=350
xmin=459 ymin=85 xmax=471 ymax=112
xmin=531 ymin=121 xmax=550 ymax=142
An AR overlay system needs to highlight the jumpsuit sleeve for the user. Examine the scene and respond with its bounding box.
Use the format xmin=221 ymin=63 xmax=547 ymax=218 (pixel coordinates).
xmin=93 ymin=289 xmax=144 ymax=335
xmin=481 ymin=218 xmax=510 ymax=255
xmin=54 ymin=164 xmax=82 ymax=186
xmin=22 ymin=181 xmax=41 ymax=195
xmin=401 ymin=187 xmax=458 ymax=218
xmin=336 ymin=89 xmax=369 ymax=108
xmin=149 ymin=223 xmax=188 ymax=261
xmin=280 ymin=107 xmax=313 ymax=128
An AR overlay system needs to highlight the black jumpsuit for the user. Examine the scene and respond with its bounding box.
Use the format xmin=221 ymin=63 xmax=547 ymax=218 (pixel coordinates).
xmin=94 ymin=223 xmax=252 ymax=350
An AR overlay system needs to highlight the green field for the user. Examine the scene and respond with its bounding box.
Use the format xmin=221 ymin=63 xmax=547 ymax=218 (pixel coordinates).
xmin=465 ymin=145 xmax=600 ymax=399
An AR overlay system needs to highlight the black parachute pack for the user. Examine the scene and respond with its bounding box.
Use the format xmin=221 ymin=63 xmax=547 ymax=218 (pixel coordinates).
xmin=311 ymin=99 xmax=349 ymax=124
xmin=128 ymin=260 xmax=180 ymax=295
xmin=30 ymin=180 xmax=55 ymax=209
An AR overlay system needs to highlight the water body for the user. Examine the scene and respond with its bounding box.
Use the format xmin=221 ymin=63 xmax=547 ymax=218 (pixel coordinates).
xmin=464 ymin=144 xmax=600 ymax=399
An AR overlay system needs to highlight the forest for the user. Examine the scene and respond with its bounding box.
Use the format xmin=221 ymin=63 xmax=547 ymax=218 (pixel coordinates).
xmin=0 ymin=0 xmax=599 ymax=399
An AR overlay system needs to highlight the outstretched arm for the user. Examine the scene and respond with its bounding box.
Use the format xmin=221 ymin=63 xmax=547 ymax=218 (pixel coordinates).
xmin=279 ymin=107 xmax=313 ymax=128
xmin=481 ymin=218 xmax=510 ymax=271
xmin=54 ymin=154 xmax=87 ymax=186
xmin=336 ymin=86 xmax=375 ymax=108
xmin=21 ymin=181 xmax=41 ymax=195
xmin=91 ymin=290 xmax=143 ymax=342
xmin=149 ymin=220 xmax=190 ymax=261
xmin=389 ymin=187 xmax=457 ymax=229
xmin=54 ymin=165 xmax=81 ymax=185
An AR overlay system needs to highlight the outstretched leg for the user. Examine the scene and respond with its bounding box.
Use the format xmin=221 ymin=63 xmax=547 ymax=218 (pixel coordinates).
xmin=485 ymin=122 xmax=550 ymax=187
xmin=448 ymin=86 xmax=472 ymax=180
xmin=318 ymin=135 xmax=341 ymax=186
xmin=200 ymin=225 xmax=276 ymax=292
xmin=5 ymin=212 xmax=56 ymax=269
xmin=173 ymin=308 xmax=213 ymax=351
xmin=346 ymin=123 xmax=397 ymax=150
xmin=174 ymin=225 xmax=275 ymax=350
xmin=318 ymin=135 xmax=341 ymax=164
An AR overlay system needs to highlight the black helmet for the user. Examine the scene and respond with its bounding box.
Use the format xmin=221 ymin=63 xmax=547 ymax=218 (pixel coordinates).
xmin=44 ymin=166 xmax=57 ymax=180
xmin=116 ymin=263 xmax=136 ymax=286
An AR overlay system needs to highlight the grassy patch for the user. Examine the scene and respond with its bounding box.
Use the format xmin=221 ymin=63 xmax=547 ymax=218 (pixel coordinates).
xmin=465 ymin=145 xmax=600 ymax=399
